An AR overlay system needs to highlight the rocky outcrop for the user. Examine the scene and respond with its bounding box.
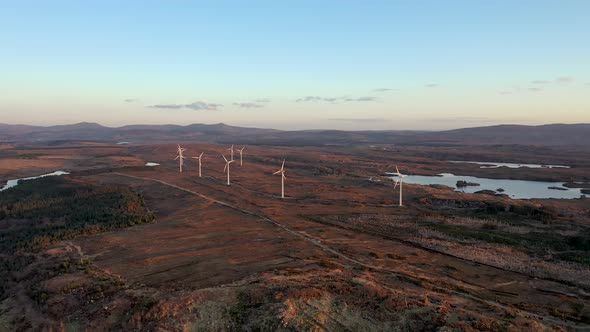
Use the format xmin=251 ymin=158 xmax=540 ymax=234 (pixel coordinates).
xmin=456 ymin=180 xmax=480 ymax=187
xmin=428 ymin=184 xmax=454 ymax=191
xmin=474 ymin=190 xmax=497 ymax=195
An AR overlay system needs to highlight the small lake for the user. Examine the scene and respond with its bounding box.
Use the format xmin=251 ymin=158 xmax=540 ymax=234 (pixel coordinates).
xmin=449 ymin=161 xmax=570 ymax=169
xmin=0 ymin=171 xmax=70 ymax=192
xmin=387 ymin=173 xmax=584 ymax=199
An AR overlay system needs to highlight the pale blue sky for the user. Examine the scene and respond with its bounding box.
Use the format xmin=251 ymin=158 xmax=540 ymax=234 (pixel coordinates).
xmin=1 ymin=1 xmax=588 ymax=130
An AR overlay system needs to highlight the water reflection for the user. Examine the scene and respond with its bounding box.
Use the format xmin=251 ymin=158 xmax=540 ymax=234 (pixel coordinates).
xmin=0 ymin=171 xmax=70 ymax=192
xmin=387 ymin=172 xmax=583 ymax=199
xmin=449 ymin=161 xmax=570 ymax=169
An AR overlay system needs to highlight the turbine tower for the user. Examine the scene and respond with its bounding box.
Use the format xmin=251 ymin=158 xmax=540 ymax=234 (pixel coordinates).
xmin=392 ymin=165 xmax=407 ymax=206
xmin=227 ymin=144 xmax=235 ymax=161
xmin=174 ymin=144 xmax=187 ymax=172
xmin=191 ymin=152 xmax=204 ymax=177
xmin=222 ymin=154 xmax=234 ymax=185
xmin=237 ymin=146 xmax=245 ymax=166
xmin=273 ymin=159 xmax=286 ymax=198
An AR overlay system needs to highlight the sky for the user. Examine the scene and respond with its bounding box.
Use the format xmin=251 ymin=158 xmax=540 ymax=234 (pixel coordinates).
xmin=0 ymin=0 xmax=589 ymax=130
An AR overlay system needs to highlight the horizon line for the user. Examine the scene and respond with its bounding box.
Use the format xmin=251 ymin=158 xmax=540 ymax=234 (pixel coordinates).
xmin=1 ymin=121 xmax=589 ymax=133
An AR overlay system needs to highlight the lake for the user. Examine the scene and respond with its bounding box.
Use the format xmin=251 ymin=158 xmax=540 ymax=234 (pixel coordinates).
xmin=449 ymin=161 xmax=570 ymax=169
xmin=387 ymin=173 xmax=584 ymax=199
xmin=0 ymin=171 xmax=70 ymax=192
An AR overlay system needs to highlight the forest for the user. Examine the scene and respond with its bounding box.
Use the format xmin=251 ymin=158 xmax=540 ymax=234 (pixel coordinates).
xmin=0 ymin=176 xmax=154 ymax=299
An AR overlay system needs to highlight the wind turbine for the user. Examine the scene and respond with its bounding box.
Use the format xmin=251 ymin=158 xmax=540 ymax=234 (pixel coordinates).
xmin=392 ymin=165 xmax=407 ymax=206
xmin=174 ymin=144 xmax=187 ymax=172
xmin=227 ymin=144 xmax=235 ymax=161
xmin=222 ymin=154 xmax=234 ymax=185
xmin=237 ymin=146 xmax=245 ymax=166
xmin=273 ymin=159 xmax=286 ymax=198
xmin=191 ymin=152 xmax=204 ymax=177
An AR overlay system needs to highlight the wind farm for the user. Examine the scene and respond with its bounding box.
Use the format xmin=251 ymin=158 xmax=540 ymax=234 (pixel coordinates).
xmin=391 ymin=165 xmax=407 ymax=206
xmin=222 ymin=154 xmax=234 ymax=185
xmin=273 ymin=159 xmax=286 ymax=198
xmin=1 ymin=131 xmax=590 ymax=331
xmin=174 ymin=144 xmax=186 ymax=173
xmin=191 ymin=151 xmax=204 ymax=177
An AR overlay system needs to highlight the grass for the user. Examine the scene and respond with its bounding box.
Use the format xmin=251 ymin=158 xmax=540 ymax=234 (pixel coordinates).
xmin=423 ymin=221 xmax=590 ymax=260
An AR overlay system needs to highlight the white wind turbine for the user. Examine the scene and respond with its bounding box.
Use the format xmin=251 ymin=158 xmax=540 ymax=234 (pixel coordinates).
xmin=191 ymin=152 xmax=204 ymax=177
xmin=273 ymin=159 xmax=286 ymax=198
xmin=392 ymin=165 xmax=407 ymax=206
xmin=222 ymin=154 xmax=234 ymax=185
xmin=227 ymin=144 xmax=235 ymax=161
xmin=174 ymin=144 xmax=187 ymax=173
xmin=237 ymin=146 xmax=245 ymax=166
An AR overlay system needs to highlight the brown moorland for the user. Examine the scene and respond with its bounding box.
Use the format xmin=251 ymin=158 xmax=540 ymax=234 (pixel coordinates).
xmin=1 ymin=141 xmax=589 ymax=330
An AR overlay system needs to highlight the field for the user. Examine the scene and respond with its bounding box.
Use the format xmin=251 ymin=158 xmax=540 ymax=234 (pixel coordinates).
xmin=1 ymin=141 xmax=589 ymax=330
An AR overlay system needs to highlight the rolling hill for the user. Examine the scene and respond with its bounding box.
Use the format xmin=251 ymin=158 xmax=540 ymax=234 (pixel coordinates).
xmin=0 ymin=122 xmax=588 ymax=146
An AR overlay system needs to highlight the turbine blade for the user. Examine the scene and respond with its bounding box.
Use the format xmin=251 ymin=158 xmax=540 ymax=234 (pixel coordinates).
xmin=281 ymin=159 xmax=285 ymax=169
xmin=200 ymin=152 xmax=204 ymax=158
xmin=174 ymin=156 xmax=179 ymax=160
xmin=222 ymin=155 xmax=228 ymax=163
xmin=396 ymin=165 xmax=400 ymax=174
xmin=224 ymin=164 xmax=227 ymax=172
xmin=273 ymin=170 xmax=281 ymax=175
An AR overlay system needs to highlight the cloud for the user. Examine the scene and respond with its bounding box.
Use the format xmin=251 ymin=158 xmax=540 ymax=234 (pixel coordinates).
xmin=185 ymin=101 xmax=222 ymax=110
xmin=425 ymin=83 xmax=439 ymax=88
xmin=296 ymin=96 xmax=377 ymax=103
xmin=147 ymin=101 xmax=221 ymax=111
xmin=355 ymin=96 xmax=377 ymax=102
xmin=372 ymin=88 xmax=394 ymax=92
xmin=254 ymin=98 xmax=270 ymax=103
xmin=296 ymin=96 xmax=327 ymax=102
xmin=555 ymin=77 xmax=574 ymax=83
xmin=148 ymin=104 xmax=185 ymax=109
xmin=124 ymin=98 xmax=138 ymax=103
xmin=233 ymin=102 xmax=264 ymax=108
xmin=528 ymin=87 xmax=543 ymax=92
xmin=328 ymin=117 xmax=386 ymax=123
xmin=530 ymin=77 xmax=574 ymax=85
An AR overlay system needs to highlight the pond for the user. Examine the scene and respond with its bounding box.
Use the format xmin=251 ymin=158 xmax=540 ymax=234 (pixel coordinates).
xmin=386 ymin=173 xmax=584 ymax=199
xmin=449 ymin=161 xmax=570 ymax=169
xmin=0 ymin=171 xmax=70 ymax=192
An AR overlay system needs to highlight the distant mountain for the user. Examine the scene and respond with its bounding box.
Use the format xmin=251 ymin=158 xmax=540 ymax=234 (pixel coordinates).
xmin=0 ymin=122 xmax=588 ymax=146
xmin=424 ymin=124 xmax=590 ymax=146
xmin=0 ymin=122 xmax=279 ymax=144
